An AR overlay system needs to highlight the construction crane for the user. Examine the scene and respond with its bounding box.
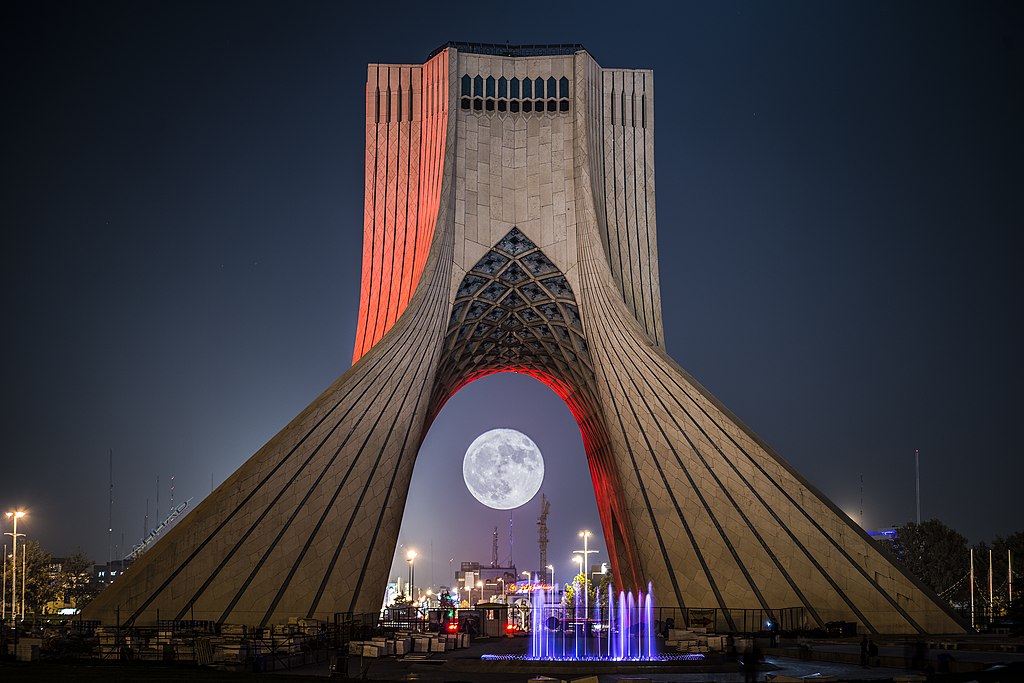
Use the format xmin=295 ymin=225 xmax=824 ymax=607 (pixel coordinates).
xmin=537 ymin=494 xmax=550 ymax=572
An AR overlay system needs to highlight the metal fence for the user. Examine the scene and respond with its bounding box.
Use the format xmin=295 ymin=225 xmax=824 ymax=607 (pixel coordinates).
xmin=336 ymin=604 xmax=806 ymax=640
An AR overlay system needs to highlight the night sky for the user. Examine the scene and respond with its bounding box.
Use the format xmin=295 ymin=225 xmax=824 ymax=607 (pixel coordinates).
xmin=2 ymin=2 xmax=1021 ymax=593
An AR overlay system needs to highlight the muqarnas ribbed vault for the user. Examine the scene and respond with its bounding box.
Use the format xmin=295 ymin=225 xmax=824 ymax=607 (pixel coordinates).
xmin=85 ymin=43 xmax=966 ymax=634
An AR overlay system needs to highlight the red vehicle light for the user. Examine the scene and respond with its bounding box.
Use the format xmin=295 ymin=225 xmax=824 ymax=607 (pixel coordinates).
xmin=505 ymin=623 xmax=515 ymax=631
xmin=446 ymin=622 xmax=458 ymax=632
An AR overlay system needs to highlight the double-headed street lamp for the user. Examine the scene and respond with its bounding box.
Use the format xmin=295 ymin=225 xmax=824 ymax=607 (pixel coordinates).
xmin=4 ymin=511 xmax=26 ymax=625
xmin=575 ymin=530 xmax=598 ymax=620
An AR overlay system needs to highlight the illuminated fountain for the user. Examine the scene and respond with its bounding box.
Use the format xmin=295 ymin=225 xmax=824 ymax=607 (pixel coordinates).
xmin=491 ymin=577 xmax=703 ymax=662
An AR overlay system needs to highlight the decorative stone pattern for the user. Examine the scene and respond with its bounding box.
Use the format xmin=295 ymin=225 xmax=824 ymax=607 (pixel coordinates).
xmin=600 ymin=69 xmax=663 ymax=346
xmin=352 ymin=53 xmax=449 ymax=362
xmin=436 ymin=226 xmax=592 ymax=395
xmin=83 ymin=44 xmax=966 ymax=636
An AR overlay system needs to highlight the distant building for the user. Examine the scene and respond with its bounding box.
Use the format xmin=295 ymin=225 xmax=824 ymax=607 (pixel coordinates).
xmin=868 ymin=528 xmax=899 ymax=543
xmin=93 ymin=558 xmax=133 ymax=589
xmin=42 ymin=556 xmax=101 ymax=615
xmin=455 ymin=561 xmax=517 ymax=604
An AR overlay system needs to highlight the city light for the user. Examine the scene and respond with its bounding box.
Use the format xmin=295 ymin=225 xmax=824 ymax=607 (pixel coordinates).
xmin=4 ymin=510 xmax=27 ymax=624
xmin=575 ymin=529 xmax=598 ymax=631
xmin=406 ymin=549 xmax=417 ymax=600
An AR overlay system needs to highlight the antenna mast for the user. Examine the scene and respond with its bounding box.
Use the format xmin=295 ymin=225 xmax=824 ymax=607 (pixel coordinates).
xmin=491 ymin=526 xmax=498 ymax=568
xmin=108 ymin=449 xmax=114 ymax=566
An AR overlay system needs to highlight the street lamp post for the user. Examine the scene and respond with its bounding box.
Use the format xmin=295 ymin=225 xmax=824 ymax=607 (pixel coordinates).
xmin=476 ymin=580 xmax=483 ymax=605
xmin=497 ymin=577 xmax=505 ymax=602
xmin=406 ymin=549 xmax=417 ymax=601
xmin=576 ymin=530 xmax=597 ymax=621
xmin=4 ymin=511 xmax=26 ymax=625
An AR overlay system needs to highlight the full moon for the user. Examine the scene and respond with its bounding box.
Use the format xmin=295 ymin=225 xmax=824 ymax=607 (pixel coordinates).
xmin=462 ymin=429 xmax=545 ymax=510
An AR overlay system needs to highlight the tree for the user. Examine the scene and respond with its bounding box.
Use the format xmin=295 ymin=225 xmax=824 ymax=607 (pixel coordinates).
xmin=562 ymin=573 xmax=589 ymax=614
xmin=3 ymin=540 xmax=60 ymax=616
xmin=61 ymin=550 xmax=99 ymax=610
xmin=596 ymin=573 xmax=614 ymax=610
xmin=564 ymin=572 xmax=617 ymax=612
xmin=888 ymin=519 xmax=969 ymax=607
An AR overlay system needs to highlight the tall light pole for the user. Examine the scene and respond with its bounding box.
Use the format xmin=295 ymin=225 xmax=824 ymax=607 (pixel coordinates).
xmin=576 ymin=529 xmax=598 ymax=620
xmin=476 ymin=580 xmax=483 ymax=605
xmin=546 ymin=564 xmax=555 ymax=594
xmin=406 ymin=549 xmax=417 ymax=602
xmin=5 ymin=511 xmax=26 ymax=625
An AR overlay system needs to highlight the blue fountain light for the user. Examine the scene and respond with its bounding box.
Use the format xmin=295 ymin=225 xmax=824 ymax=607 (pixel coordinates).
xmin=518 ymin=577 xmax=685 ymax=662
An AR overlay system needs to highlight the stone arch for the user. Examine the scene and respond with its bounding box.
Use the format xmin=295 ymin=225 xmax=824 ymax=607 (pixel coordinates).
xmin=429 ymin=228 xmax=643 ymax=591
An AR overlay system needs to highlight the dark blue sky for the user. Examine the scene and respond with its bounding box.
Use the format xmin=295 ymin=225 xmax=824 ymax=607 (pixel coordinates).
xmin=2 ymin=1 xmax=1021 ymax=590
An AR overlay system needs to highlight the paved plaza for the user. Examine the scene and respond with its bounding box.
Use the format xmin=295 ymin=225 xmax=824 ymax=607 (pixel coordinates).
xmin=3 ymin=633 xmax=1022 ymax=682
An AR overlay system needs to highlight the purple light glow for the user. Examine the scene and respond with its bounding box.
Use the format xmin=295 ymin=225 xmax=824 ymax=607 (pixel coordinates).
xmin=521 ymin=581 xmax=668 ymax=661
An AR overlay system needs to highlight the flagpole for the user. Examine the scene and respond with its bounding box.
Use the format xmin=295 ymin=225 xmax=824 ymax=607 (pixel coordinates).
xmin=970 ymin=548 xmax=975 ymax=630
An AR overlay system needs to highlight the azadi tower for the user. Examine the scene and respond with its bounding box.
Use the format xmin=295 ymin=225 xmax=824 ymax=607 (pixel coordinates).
xmin=85 ymin=43 xmax=965 ymax=634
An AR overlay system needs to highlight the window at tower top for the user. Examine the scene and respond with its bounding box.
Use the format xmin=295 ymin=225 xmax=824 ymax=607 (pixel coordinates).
xmin=457 ymin=72 xmax=572 ymax=117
